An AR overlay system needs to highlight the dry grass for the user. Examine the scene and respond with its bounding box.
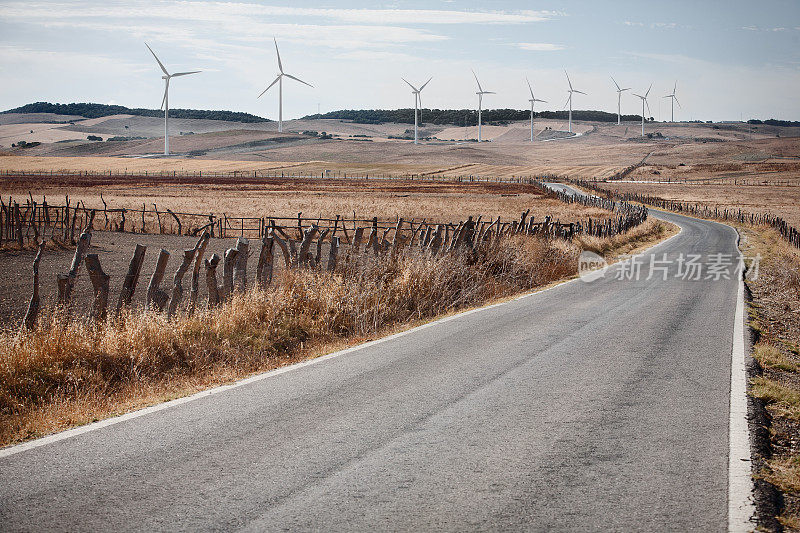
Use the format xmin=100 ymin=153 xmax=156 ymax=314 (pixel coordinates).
xmin=741 ymin=224 xmax=800 ymax=529
xmin=0 ymin=222 xmax=669 ymax=447
xmin=575 ymin=217 xmax=676 ymax=258
xmin=750 ymin=377 xmax=800 ymax=420
xmin=754 ymin=343 xmax=800 ymax=373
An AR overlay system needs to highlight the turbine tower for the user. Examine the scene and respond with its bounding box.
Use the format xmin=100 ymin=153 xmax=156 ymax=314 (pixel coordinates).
xmin=525 ymin=77 xmax=547 ymax=142
xmin=632 ymin=84 xmax=652 ymax=137
xmin=258 ymin=38 xmax=313 ymax=133
xmin=472 ymin=70 xmax=494 ymax=142
xmin=564 ymin=70 xmax=586 ymax=134
xmin=663 ymin=81 xmax=681 ymax=122
xmin=611 ymin=76 xmax=631 ymax=125
xmin=402 ymin=77 xmax=432 ymax=145
xmin=145 ymin=43 xmax=200 ymax=156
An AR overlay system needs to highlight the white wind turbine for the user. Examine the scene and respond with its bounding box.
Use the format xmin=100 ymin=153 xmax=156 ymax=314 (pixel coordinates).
xmin=611 ymin=76 xmax=631 ymax=125
xmin=632 ymin=84 xmax=652 ymax=137
xmin=663 ymin=81 xmax=681 ymax=122
xmin=472 ymin=70 xmax=494 ymax=142
xmin=563 ymin=70 xmax=586 ymax=134
xmin=525 ymin=78 xmax=547 ymax=142
xmin=145 ymin=43 xmax=200 ymax=156
xmin=402 ymin=77 xmax=432 ymax=145
xmin=258 ymin=37 xmax=313 ymax=133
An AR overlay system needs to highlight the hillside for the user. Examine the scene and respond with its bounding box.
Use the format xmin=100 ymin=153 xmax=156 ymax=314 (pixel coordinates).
xmin=2 ymin=102 xmax=269 ymax=123
xmin=303 ymin=108 xmax=643 ymax=125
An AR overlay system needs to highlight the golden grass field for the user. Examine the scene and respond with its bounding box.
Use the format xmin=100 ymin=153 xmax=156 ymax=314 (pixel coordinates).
xmin=0 ymin=174 xmax=609 ymax=225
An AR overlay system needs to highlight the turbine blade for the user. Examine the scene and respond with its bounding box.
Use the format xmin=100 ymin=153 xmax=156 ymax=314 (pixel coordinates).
xmin=611 ymin=76 xmax=621 ymax=91
xmin=573 ymin=90 xmax=587 ymax=95
xmin=171 ymin=70 xmax=201 ymax=77
xmin=257 ymin=75 xmax=281 ymax=98
xmin=284 ymin=73 xmax=313 ymax=87
xmin=484 ymin=91 xmax=496 ymax=95
xmin=526 ymin=77 xmax=534 ymax=99
xmin=161 ymin=78 xmax=169 ymax=110
xmin=673 ymin=80 xmax=677 ymax=94
xmin=402 ymin=77 xmax=419 ymax=91
xmin=274 ymin=37 xmax=283 ymax=73
xmin=632 ymin=93 xmax=643 ymax=99
xmin=621 ymin=87 xmax=631 ymax=91
xmin=536 ymin=98 xmax=547 ymax=103
xmin=645 ymin=99 xmax=652 ymax=116
xmin=563 ymin=95 xmax=570 ymax=110
xmin=472 ymin=69 xmax=483 ymax=93
xmin=674 ymin=95 xmax=682 ymax=108
xmin=145 ymin=42 xmax=169 ymax=76
xmin=564 ymin=70 xmax=573 ymax=90
xmin=419 ymin=77 xmax=433 ymax=91
xmin=645 ymin=83 xmax=652 ymax=98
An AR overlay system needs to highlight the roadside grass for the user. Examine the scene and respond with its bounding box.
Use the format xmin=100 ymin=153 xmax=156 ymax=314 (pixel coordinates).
xmin=0 ymin=220 xmax=673 ymax=447
xmin=741 ymin=224 xmax=800 ymax=530
xmin=754 ymin=343 xmax=800 ymax=373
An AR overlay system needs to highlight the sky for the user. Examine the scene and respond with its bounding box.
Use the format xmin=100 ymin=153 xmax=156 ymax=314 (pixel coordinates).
xmin=0 ymin=1 xmax=799 ymax=122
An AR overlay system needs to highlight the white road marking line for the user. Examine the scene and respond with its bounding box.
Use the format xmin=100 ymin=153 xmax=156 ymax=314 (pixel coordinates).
xmin=729 ymin=238 xmax=756 ymax=531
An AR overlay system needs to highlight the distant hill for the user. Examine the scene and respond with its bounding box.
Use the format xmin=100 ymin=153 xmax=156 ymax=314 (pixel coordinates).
xmin=2 ymin=102 xmax=270 ymax=123
xmin=747 ymin=118 xmax=800 ymax=127
xmin=302 ymin=108 xmax=643 ymax=126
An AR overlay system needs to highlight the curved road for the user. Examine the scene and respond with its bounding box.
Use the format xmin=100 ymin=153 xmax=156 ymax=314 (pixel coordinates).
xmin=1 ymin=193 xmax=741 ymax=531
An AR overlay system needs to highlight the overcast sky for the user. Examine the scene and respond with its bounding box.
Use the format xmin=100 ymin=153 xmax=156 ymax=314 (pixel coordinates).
xmin=1 ymin=1 xmax=799 ymax=122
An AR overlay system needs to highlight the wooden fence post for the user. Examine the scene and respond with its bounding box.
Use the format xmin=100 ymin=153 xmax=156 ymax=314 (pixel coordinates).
xmin=204 ymin=254 xmax=221 ymax=307
xmin=22 ymin=240 xmax=46 ymax=330
xmin=146 ymin=249 xmax=171 ymax=311
xmin=85 ymin=254 xmax=110 ymax=321
xmin=296 ymin=225 xmax=318 ymax=266
xmin=167 ymin=248 xmax=196 ymax=319
xmin=220 ymin=248 xmax=239 ymax=301
xmin=234 ymin=237 xmax=249 ymax=291
xmin=314 ymin=229 xmax=329 ymax=268
xmin=115 ymin=244 xmax=146 ymax=314
xmin=57 ymin=228 xmax=91 ymax=305
xmin=256 ymin=235 xmax=275 ymax=289
xmin=327 ymin=236 xmax=339 ymax=272
xmin=188 ymin=232 xmax=210 ymax=314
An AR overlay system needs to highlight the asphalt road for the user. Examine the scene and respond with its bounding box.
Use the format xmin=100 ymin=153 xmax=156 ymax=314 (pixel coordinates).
xmin=0 ymin=189 xmax=740 ymax=531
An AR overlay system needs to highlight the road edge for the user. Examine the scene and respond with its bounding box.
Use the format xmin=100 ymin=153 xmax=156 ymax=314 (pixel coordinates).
xmin=728 ymin=241 xmax=756 ymax=531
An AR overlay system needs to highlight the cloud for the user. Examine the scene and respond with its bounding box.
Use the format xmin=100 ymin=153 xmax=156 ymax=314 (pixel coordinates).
xmin=517 ymin=43 xmax=565 ymax=51
xmin=1 ymin=2 xmax=559 ymax=26
xmin=625 ymin=21 xmax=680 ymax=29
xmin=741 ymin=25 xmax=790 ymax=32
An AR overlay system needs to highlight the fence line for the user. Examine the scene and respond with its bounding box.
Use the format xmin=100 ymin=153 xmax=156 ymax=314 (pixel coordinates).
xmin=569 ymin=179 xmax=800 ymax=249
xmin=16 ymin=185 xmax=649 ymax=329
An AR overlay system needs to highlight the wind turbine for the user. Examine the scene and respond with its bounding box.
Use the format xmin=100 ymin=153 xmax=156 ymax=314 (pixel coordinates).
xmin=472 ymin=70 xmax=494 ymax=142
xmin=563 ymin=70 xmax=586 ymax=134
xmin=663 ymin=81 xmax=681 ymax=122
xmin=258 ymin=37 xmax=313 ymax=133
xmin=402 ymin=77 xmax=432 ymax=145
xmin=611 ymin=76 xmax=631 ymax=125
xmin=145 ymin=43 xmax=200 ymax=156
xmin=632 ymin=84 xmax=652 ymax=137
xmin=525 ymin=78 xmax=547 ymax=142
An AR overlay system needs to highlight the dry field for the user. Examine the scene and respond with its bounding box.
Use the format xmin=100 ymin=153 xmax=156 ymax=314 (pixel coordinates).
xmin=0 ymin=175 xmax=609 ymax=225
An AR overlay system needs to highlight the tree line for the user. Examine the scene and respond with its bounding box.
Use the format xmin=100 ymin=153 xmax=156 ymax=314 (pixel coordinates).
xmin=2 ymin=102 xmax=269 ymax=123
xmin=302 ymin=108 xmax=644 ymax=125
